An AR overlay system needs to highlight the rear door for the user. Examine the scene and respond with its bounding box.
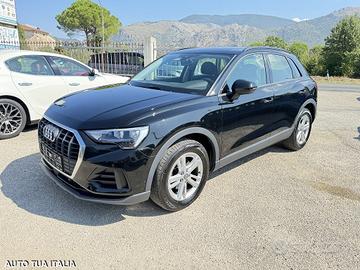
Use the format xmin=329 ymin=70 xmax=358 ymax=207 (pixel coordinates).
xmin=220 ymin=53 xmax=276 ymax=158
xmin=46 ymin=56 xmax=107 ymax=92
xmin=7 ymin=55 xmax=67 ymax=116
xmin=266 ymin=53 xmax=308 ymax=129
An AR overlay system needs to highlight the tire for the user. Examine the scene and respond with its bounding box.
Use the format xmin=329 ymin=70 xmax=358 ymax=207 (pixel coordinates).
xmin=150 ymin=139 xmax=210 ymax=211
xmin=282 ymin=108 xmax=312 ymax=151
xmin=0 ymin=99 xmax=27 ymax=140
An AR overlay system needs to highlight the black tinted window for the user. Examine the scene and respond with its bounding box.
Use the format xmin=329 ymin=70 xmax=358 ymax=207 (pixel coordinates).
xmin=6 ymin=56 xmax=53 ymax=76
xmin=268 ymin=54 xmax=293 ymax=83
xmin=227 ymin=54 xmax=267 ymax=88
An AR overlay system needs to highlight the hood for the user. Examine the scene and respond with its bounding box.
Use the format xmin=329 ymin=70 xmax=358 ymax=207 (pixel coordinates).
xmin=45 ymin=84 xmax=197 ymax=130
xmin=101 ymin=73 xmax=129 ymax=84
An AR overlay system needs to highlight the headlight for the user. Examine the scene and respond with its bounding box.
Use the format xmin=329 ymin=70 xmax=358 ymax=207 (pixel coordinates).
xmin=85 ymin=126 xmax=149 ymax=149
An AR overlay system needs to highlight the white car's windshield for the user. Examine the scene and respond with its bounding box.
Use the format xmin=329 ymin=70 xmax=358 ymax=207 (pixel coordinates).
xmin=131 ymin=53 xmax=234 ymax=95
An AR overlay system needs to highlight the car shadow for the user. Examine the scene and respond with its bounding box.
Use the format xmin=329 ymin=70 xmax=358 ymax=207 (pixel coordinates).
xmin=1 ymin=146 xmax=290 ymax=225
xmin=0 ymin=153 xmax=168 ymax=226
xmin=23 ymin=124 xmax=38 ymax=133
xmin=209 ymin=145 xmax=288 ymax=180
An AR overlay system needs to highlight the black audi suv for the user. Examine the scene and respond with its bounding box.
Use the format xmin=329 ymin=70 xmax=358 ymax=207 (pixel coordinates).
xmin=38 ymin=47 xmax=317 ymax=211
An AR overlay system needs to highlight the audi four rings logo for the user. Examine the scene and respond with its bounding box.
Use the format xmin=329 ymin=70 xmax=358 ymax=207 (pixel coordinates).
xmin=43 ymin=124 xmax=60 ymax=142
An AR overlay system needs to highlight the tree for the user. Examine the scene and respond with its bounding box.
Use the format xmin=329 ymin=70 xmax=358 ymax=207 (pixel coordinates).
xmin=17 ymin=24 xmax=28 ymax=49
xmin=341 ymin=49 xmax=360 ymax=78
xmin=323 ymin=16 xmax=360 ymax=76
xmin=249 ymin=41 xmax=265 ymax=47
xmin=56 ymin=0 xmax=121 ymax=44
xmin=249 ymin=36 xmax=288 ymax=49
xmin=263 ymin=36 xmax=288 ymax=49
xmin=289 ymin=42 xmax=309 ymax=64
xmin=306 ymin=45 xmax=326 ymax=76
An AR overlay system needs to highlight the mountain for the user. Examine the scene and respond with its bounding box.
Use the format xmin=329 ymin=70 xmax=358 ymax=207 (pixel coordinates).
xmin=277 ymin=7 xmax=360 ymax=45
xmin=119 ymin=21 xmax=268 ymax=49
xmin=180 ymin=14 xmax=295 ymax=29
xmin=114 ymin=7 xmax=360 ymax=48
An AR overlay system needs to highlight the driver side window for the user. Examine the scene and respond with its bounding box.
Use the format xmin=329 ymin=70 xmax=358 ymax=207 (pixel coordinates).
xmin=226 ymin=54 xmax=267 ymax=90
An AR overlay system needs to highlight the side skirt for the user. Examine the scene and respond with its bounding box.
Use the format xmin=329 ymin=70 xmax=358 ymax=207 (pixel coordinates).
xmin=214 ymin=128 xmax=293 ymax=171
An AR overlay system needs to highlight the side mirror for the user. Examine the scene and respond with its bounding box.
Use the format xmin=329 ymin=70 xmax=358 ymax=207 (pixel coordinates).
xmin=89 ymin=68 xmax=99 ymax=76
xmin=229 ymin=80 xmax=257 ymax=100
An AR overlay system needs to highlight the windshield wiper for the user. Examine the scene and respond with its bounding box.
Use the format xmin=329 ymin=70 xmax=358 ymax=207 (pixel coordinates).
xmin=131 ymin=82 xmax=163 ymax=90
xmin=143 ymin=85 xmax=162 ymax=90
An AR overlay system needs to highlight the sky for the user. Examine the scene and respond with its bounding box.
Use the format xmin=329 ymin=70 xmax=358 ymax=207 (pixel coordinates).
xmin=15 ymin=0 xmax=360 ymax=38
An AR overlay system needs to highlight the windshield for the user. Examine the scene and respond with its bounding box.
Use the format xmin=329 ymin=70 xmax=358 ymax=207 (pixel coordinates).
xmin=131 ymin=53 xmax=234 ymax=95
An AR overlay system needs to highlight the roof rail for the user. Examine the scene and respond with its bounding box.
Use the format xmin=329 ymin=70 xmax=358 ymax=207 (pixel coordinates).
xmin=244 ymin=46 xmax=290 ymax=53
xmin=175 ymin=47 xmax=197 ymax=51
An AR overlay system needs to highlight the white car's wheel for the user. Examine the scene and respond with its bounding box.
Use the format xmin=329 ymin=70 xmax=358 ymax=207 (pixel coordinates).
xmin=0 ymin=99 xmax=27 ymax=140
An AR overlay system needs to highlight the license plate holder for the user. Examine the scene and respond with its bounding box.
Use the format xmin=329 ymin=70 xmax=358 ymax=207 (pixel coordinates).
xmin=40 ymin=143 xmax=63 ymax=171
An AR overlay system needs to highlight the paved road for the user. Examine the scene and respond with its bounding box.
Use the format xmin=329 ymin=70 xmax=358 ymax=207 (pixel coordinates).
xmin=319 ymin=83 xmax=360 ymax=93
xmin=0 ymin=90 xmax=359 ymax=270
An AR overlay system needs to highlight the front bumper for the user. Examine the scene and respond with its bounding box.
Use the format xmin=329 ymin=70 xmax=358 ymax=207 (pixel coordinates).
xmin=39 ymin=117 xmax=156 ymax=205
xmin=41 ymin=159 xmax=150 ymax=205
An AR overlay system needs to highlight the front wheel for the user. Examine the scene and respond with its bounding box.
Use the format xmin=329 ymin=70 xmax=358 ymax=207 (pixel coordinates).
xmin=282 ymin=108 xmax=312 ymax=151
xmin=0 ymin=99 xmax=27 ymax=140
xmin=150 ymin=139 xmax=209 ymax=211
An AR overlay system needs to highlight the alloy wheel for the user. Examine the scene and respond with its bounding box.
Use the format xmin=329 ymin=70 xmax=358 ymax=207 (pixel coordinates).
xmin=0 ymin=102 xmax=23 ymax=136
xmin=167 ymin=152 xmax=204 ymax=201
xmin=296 ymin=114 xmax=311 ymax=145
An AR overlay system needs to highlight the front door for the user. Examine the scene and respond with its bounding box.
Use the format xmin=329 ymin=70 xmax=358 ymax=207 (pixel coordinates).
xmin=8 ymin=55 xmax=67 ymax=116
xmin=46 ymin=56 xmax=107 ymax=92
xmin=220 ymin=53 xmax=276 ymax=158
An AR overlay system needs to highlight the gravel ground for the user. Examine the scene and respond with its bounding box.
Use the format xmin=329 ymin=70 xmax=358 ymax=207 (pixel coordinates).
xmin=0 ymin=89 xmax=359 ymax=270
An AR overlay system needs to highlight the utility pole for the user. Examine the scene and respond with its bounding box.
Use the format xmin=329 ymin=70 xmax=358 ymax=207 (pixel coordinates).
xmin=97 ymin=0 xmax=105 ymax=72
xmin=97 ymin=0 xmax=105 ymax=48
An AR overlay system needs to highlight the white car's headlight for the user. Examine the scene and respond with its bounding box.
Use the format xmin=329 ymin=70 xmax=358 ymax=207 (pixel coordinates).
xmin=85 ymin=126 xmax=149 ymax=149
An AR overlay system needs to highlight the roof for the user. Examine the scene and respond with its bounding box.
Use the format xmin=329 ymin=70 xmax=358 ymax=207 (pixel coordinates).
xmin=19 ymin=24 xmax=49 ymax=35
xmin=26 ymin=33 xmax=56 ymax=43
xmin=170 ymin=46 xmax=290 ymax=55
xmin=0 ymin=50 xmax=77 ymax=61
xmin=170 ymin=47 xmax=247 ymax=55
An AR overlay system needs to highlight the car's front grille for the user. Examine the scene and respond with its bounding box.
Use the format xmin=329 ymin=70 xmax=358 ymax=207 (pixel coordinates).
xmin=38 ymin=118 xmax=80 ymax=176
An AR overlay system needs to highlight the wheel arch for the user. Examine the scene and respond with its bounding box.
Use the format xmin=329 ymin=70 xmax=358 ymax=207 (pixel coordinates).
xmin=292 ymin=98 xmax=317 ymax=129
xmin=145 ymin=127 xmax=220 ymax=192
xmin=0 ymin=95 xmax=31 ymax=124
xmin=304 ymin=102 xmax=316 ymax=121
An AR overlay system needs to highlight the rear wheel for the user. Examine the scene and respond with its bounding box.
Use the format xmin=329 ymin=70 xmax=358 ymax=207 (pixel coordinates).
xmin=0 ymin=99 xmax=27 ymax=140
xmin=282 ymin=108 xmax=312 ymax=151
xmin=150 ymin=139 xmax=209 ymax=211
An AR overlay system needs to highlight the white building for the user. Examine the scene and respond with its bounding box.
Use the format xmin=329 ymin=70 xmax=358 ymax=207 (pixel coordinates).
xmin=0 ymin=0 xmax=19 ymax=49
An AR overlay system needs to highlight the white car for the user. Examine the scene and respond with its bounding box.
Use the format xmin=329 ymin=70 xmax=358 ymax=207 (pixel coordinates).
xmin=0 ymin=50 xmax=129 ymax=139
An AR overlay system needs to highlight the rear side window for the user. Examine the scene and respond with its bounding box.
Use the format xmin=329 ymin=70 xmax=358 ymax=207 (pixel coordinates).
xmin=6 ymin=56 xmax=53 ymax=76
xmin=288 ymin=58 xmax=302 ymax=78
xmin=268 ymin=54 xmax=293 ymax=83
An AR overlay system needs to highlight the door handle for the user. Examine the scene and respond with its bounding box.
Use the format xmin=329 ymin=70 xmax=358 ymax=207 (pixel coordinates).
xmin=263 ymin=97 xmax=274 ymax=103
xmin=69 ymin=83 xmax=80 ymax=86
xmin=18 ymin=82 xmax=32 ymax=86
